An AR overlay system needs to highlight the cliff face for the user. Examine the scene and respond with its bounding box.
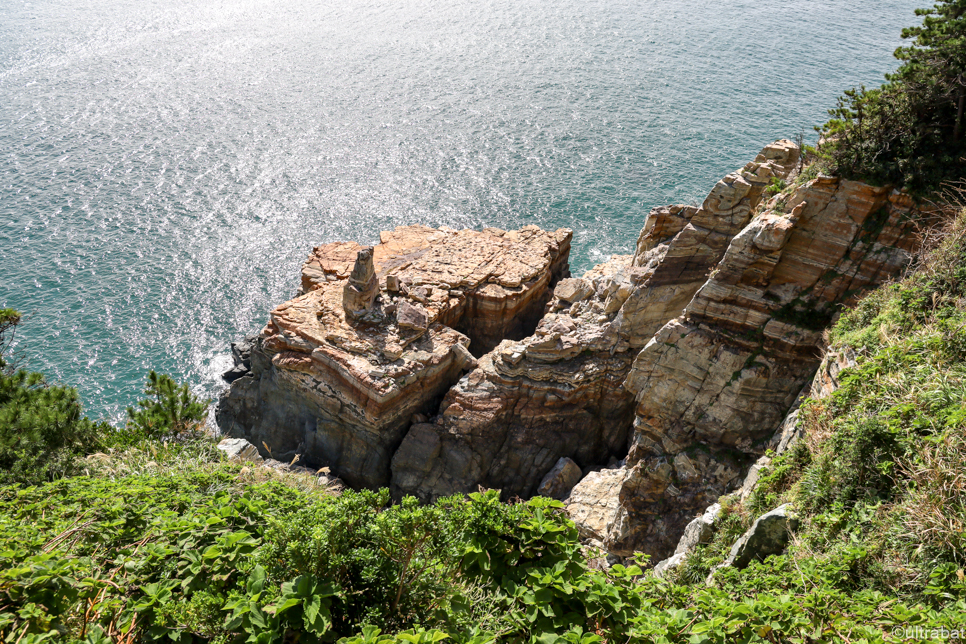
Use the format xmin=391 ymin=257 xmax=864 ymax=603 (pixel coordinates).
xmin=389 ymin=140 xmax=801 ymax=501
xmin=568 ymin=177 xmax=920 ymax=559
xmin=218 ymin=138 xmax=925 ymax=563
xmin=216 ymin=225 xmax=571 ymax=488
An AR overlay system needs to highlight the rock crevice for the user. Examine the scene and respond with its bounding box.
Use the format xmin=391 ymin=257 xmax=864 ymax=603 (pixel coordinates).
xmin=389 ymin=140 xmax=802 ymax=502
xmin=219 ymin=139 xmax=924 ymax=565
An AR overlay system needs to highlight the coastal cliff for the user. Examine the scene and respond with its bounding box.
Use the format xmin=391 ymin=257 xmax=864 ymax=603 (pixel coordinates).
xmin=390 ymin=140 xmax=800 ymax=501
xmin=216 ymin=225 xmax=571 ymax=488
xmin=573 ymin=177 xmax=921 ymax=560
xmin=217 ymin=139 xmax=924 ymax=559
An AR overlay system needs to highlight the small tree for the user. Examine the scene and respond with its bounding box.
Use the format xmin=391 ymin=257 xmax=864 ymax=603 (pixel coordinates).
xmin=895 ymin=0 xmax=966 ymax=141
xmin=0 ymin=310 xmax=107 ymax=484
xmin=0 ymin=308 xmax=22 ymax=370
xmin=125 ymin=370 xmax=209 ymax=442
xmin=818 ymin=0 xmax=966 ymax=192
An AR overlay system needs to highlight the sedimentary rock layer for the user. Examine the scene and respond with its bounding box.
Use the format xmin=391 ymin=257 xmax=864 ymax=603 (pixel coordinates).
xmin=390 ymin=140 xmax=801 ymax=502
xmin=217 ymin=225 xmax=571 ymax=488
xmin=302 ymin=225 xmax=572 ymax=355
xmin=567 ymin=176 xmax=921 ymax=560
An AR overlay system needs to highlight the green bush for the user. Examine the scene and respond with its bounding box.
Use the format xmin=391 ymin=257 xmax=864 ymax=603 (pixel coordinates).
xmin=817 ymin=0 xmax=966 ymax=192
xmin=123 ymin=371 xmax=210 ymax=446
xmin=0 ymin=310 xmax=107 ymax=486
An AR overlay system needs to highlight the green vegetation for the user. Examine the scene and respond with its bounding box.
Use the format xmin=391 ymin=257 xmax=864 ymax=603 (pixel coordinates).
xmin=3 ymin=440 xmax=966 ymax=644
xmin=124 ymin=372 xmax=209 ymax=447
xmin=5 ymin=208 xmax=966 ymax=642
xmin=816 ymin=0 xmax=966 ymax=192
xmin=0 ymin=309 xmax=108 ymax=486
xmin=0 ymin=311 xmax=208 ymax=486
xmin=669 ymin=208 xmax=966 ymax=635
xmin=763 ymin=177 xmax=787 ymax=198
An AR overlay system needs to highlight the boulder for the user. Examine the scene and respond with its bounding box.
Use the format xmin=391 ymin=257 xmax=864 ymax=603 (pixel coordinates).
xmin=231 ymin=336 xmax=256 ymax=369
xmin=675 ymin=503 xmax=721 ymax=555
xmin=739 ymin=457 xmax=771 ymax=502
xmin=565 ymin=466 xmax=626 ymax=543
xmin=653 ymin=552 xmax=687 ymax=578
xmin=217 ymin=224 xmax=571 ymax=489
xmin=222 ymin=365 xmax=250 ymax=384
xmin=554 ymin=278 xmax=594 ymax=303
xmin=217 ymin=438 xmax=262 ymax=463
xmin=723 ymin=504 xmax=800 ymax=569
xmin=397 ymin=301 xmax=429 ymax=332
xmin=537 ymin=457 xmax=583 ymax=500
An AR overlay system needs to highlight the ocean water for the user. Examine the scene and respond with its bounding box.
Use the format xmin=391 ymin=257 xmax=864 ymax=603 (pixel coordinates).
xmin=0 ymin=0 xmax=919 ymax=422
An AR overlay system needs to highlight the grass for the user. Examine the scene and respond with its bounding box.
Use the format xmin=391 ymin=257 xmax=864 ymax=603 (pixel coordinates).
xmin=673 ymin=207 xmax=966 ymax=610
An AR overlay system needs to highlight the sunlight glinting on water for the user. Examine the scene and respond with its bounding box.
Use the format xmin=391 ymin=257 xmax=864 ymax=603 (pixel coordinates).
xmin=0 ymin=0 xmax=920 ymax=421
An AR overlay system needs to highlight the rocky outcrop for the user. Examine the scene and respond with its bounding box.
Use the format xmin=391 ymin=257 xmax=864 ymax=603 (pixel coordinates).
xmin=564 ymin=466 xmax=627 ymax=544
xmin=216 ymin=225 xmax=571 ymax=489
xmin=218 ymin=136 xmax=924 ymax=568
xmin=537 ymin=457 xmax=583 ymax=500
xmin=576 ymin=176 xmax=920 ymax=560
xmin=217 ymin=437 xmax=262 ymax=463
xmin=390 ymin=141 xmax=801 ymax=502
xmin=222 ymin=336 xmax=257 ymax=383
xmin=652 ymin=340 xmax=862 ymax=574
xmin=719 ymin=504 xmax=799 ymax=571
xmin=301 ymin=225 xmax=572 ymax=355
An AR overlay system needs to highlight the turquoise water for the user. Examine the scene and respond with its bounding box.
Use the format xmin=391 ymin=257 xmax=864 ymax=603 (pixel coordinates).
xmin=1 ymin=0 xmax=919 ymax=422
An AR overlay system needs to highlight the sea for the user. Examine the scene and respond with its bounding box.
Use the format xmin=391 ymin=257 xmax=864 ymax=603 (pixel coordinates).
xmin=0 ymin=0 xmax=920 ymax=423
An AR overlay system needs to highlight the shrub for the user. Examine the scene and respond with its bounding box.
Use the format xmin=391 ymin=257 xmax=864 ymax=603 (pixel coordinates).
xmin=123 ymin=371 xmax=209 ymax=445
xmin=0 ymin=311 xmax=107 ymax=485
xmin=817 ymin=0 xmax=966 ymax=192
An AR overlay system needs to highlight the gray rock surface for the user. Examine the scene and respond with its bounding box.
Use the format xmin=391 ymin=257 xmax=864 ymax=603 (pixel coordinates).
xmin=537 ymin=457 xmax=583 ymax=500
xmin=217 ymin=438 xmax=262 ymax=463
xmin=653 ymin=552 xmax=687 ymax=578
xmin=223 ymin=335 xmax=257 ymax=383
xmin=739 ymin=457 xmax=772 ymax=502
xmin=675 ymin=502 xmax=722 ymax=555
xmin=724 ymin=504 xmax=800 ymax=569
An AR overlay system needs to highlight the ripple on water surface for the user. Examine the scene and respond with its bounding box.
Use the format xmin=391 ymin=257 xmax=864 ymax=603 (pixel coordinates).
xmin=0 ymin=0 xmax=920 ymax=421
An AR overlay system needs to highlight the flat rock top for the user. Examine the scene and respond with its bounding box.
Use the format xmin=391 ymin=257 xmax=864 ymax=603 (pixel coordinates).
xmin=302 ymin=224 xmax=571 ymax=293
xmin=266 ymin=224 xmax=571 ymax=398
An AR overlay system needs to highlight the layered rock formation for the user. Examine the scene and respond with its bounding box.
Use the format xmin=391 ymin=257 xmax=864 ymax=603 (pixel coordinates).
xmin=301 ymin=225 xmax=571 ymax=355
xmin=567 ymin=176 xmax=921 ymax=560
xmin=219 ymin=137 xmax=925 ymax=565
xmin=390 ymin=140 xmax=801 ymax=502
xmin=654 ymin=340 xmax=862 ymax=576
xmin=217 ymin=225 xmax=571 ymax=488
